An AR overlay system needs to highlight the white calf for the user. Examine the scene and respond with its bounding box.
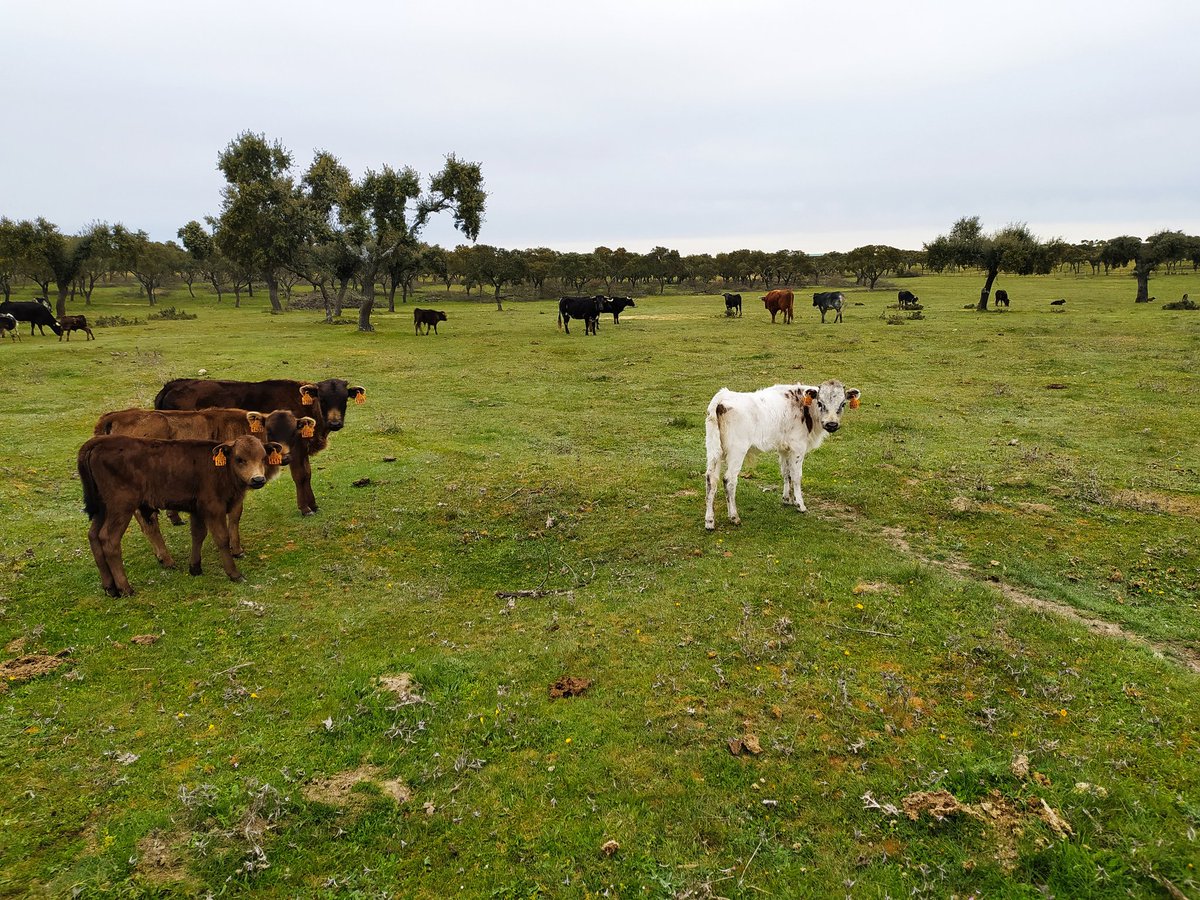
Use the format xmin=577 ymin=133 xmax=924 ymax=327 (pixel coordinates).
xmin=704 ymin=379 xmax=860 ymax=530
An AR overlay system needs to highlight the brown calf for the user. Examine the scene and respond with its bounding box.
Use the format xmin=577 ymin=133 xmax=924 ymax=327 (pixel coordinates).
xmin=94 ymin=407 xmax=315 ymax=554
xmin=153 ymin=378 xmax=365 ymax=516
xmin=59 ymin=315 xmax=95 ymax=341
xmin=78 ymin=434 xmax=284 ymax=596
xmin=761 ymin=289 xmax=794 ymax=324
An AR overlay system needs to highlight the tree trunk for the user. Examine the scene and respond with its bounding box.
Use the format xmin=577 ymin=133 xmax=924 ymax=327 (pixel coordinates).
xmin=494 ymin=282 xmax=504 ymax=310
xmin=264 ymin=271 xmax=283 ymax=313
xmin=976 ymin=268 xmax=999 ymax=311
xmin=233 ymin=283 xmax=242 ymax=308
xmin=357 ymin=267 xmax=377 ymax=331
xmin=387 ymin=281 xmax=397 ymax=313
xmin=55 ymin=282 xmax=70 ymax=318
xmin=186 ymin=277 xmax=195 ymax=299
xmin=1134 ymin=267 xmax=1151 ymax=302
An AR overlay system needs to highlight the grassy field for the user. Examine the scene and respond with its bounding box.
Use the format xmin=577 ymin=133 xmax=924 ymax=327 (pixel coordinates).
xmin=1 ymin=270 xmax=1198 ymax=898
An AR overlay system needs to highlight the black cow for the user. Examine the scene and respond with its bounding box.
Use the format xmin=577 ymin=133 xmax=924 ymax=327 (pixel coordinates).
xmin=602 ymin=296 xmax=636 ymax=324
xmin=557 ymin=296 xmax=604 ymax=335
xmin=897 ymin=290 xmax=919 ymax=309
xmin=1050 ymin=298 xmax=1066 ymax=306
xmin=812 ymin=291 xmax=844 ymax=323
xmin=995 ymin=289 xmax=1010 ymax=307
xmin=0 ymin=300 xmax=63 ymax=336
xmin=723 ymin=293 xmax=742 ymax=316
xmin=414 ymin=308 xmax=447 ymax=335
xmin=0 ymin=313 xmax=18 ymax=342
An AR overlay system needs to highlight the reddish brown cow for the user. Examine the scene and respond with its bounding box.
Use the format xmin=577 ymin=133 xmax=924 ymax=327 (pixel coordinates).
xmin=59 ymin=315 xmax=95 ymax=341
xmin=94 ymin=407 xmax=315 ymax=554
xmin=78 ymin=434 xmax=284 ymax=596
xmin=761 ymin=289 xmax=794 ymax=324
xmin=153 ymin=378 xmax=365 ymax=516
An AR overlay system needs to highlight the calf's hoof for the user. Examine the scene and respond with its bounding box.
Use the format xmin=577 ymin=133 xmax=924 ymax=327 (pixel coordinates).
xmin=730 ymin=516 xmax=741 ymax=526
xmin=104 ymin=585 xmax=122 ymax=598
xmin=189 ymin=564 xmax=203 ymax=577
xmin=229 ymin=573 xmax=245 ymax=583
xmin=232 ymin=550 xmax=245 ymax=559
xmin=159 ymin=558 xmax=176 ymax=569
xmin=705 ymin=522 xmax=715 ymax=531
xmin=301 ymin=509 xmax=316 ymax=517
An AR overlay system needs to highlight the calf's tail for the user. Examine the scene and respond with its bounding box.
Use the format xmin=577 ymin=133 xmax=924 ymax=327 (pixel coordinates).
xmin=557 ymin=309 xmax=564 ymax=330
xmin=78 ymin=448 xmax=104 ymax=521
xmin=94 ymin=413 xmax=114 ymax=436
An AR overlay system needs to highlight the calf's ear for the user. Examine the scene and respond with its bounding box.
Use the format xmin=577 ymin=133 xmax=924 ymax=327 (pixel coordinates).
xmin=349 ymin=385 xmax=366 ymax=405
xmin=265 ymin=442 xmax=284 ymax=466
xmin=846 ymin=388 xmax=861 ymax=409
xmin=299 ymin=384 xmax=319 ymax=406
xmin=803 ymin=387 xmax=818 ymax=407
xmin=246 ymin=411 xmax=266 ymax=433
xmin=298 ymin=417 xmax=317 ymax=438
xmin=212 ymin=443 xmax=230 ymax=467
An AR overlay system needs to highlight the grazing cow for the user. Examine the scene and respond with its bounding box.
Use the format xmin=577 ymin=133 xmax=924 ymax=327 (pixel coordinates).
xmin=995 ymin=289 xmax=1010 ymax=307
xmin=78 ymin=434 xmax=284 ymax=596
xmin=58 ymin=314 xmax=95 ymax=341
xmin=1050 ymin=298 xmax=1066 ymax=306
xmin=414 ymin=308 xmax=447 ymax=335
xmin=0 ymin=300 xmax=63 ymax=336
xmin=723 ymin=293 xmax=742 ymax=316
xmin=154 ymin=377 xmax=365 ymax=516
xmin=601 ymin=296 xmax=636 ymax=324
xmin=897 ymin=290 xmax=919 ymax=309
xmin=557 ymin=296 xmax=604 ymax=335
xmin=704 ymin=379 xmax=861 ymax=530
xmin=0 ymin=313 xmax=18 ymax=342
xmin=761 ymin=289 xmax=794 ymax=324
xmin=812 ymin=291 xmax=845 ymax=323
xmin=94 ymin=407 xmax=314 ymax=554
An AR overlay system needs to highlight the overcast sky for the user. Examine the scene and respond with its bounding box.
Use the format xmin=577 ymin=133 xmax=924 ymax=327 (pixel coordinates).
xmin=4 ymin=0 xmax=1198 ymax=254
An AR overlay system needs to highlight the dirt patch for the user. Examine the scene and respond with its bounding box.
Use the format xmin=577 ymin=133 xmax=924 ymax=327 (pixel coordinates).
xmin=549 ymin=676 xmax=592 ymax=699
xmin=852 ymin=581 xmax=895 ymax=595
xmin=5 ymin=637 xmax=27 ymax=654
xmin=1112 ymin=489 xmax=1200 ymax=518
xmin=135 ymin=831 xmax=194 ymax=886
xmin=377 ymin=673 xmax=423 ymax=705
xmin=1015 ymin=501 xmax=1056 ymax=515
xmin=303 ymin=764 xmax=411 ymax=806
xmin=903 ymin=790 xmax=977 ymax=822
xmin=901 ymin=788 xmax=1071 ymax=872
xmin=1 ymin=650 xmax=71 ymax=683
xmin=728 ymin=732 xmax=763 ymax=756
xmin=130 ymin=634 xmax=160 ymax=646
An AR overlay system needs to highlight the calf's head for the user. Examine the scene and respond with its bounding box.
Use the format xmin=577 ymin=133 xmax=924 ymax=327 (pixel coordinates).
xmin=802 ymin=380 xmax=861 ymax=433
xmin=212 ymin=434 xmax=282 ymax=490
xmin=302 ymin=379 xmax=366 ymax=432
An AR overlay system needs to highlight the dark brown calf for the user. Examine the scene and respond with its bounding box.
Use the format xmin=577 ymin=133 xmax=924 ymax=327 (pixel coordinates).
xmin=94 ymin=407 xmax=314 ymax=554
xmin=153 ymin=378 xmax=364 ymax=516
xmin=78 ymin=434 xmax=283 ymax=596
xmin=414 ymin=308 xmax=447 ymax=334
xmin=59 ymin=315 xmax=95 ymax=341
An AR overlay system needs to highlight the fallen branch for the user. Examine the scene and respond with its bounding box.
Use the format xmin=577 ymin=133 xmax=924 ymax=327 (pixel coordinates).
xmin=495 ymin=589 xmax=573 ymax=599
xmin=820 ymin=622 xmax=901 ymax=638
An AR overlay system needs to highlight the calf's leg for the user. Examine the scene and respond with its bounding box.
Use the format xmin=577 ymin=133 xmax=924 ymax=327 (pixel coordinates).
xmin=204 ymin=512 xmax=244 ymax=582
xmin=228 ymin=498 xmax=245 ymax=557
xmin=134 ymin=509 xmax=176 ymax=568
xmin=88 ymin=517 xmax=117 ymax=596
xmin=188 ymin=514 xmax=208 ymax=576
xmin=99 ymin=513 xmax=135 ymax=596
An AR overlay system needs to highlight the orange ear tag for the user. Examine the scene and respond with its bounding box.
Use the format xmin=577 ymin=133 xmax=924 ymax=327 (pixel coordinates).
xmin=849 ymin=396 xmax=860 ymax=409
xmin=268 ymin=449 xmax=283 ymax=465
xmin=249 ymin=418 xmax=264 ymax=433
xmin=300 ymin=423 xmax=315 ymax=438
xmin=301 ymin=393 xmax=314 ymax=406
xmin=213 ymin=448 xmax=227 ymax=467
xmin=803 ymin=394 xmax=813 ymax=407
xmin=355 ymin=391 xmax=366 ymax=405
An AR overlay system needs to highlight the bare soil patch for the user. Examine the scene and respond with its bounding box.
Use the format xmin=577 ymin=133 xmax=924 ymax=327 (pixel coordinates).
xmin=1 ymin=649 xmax=71 ymax=683
xmin=1112 ymin=489 xmax=1200 ymax=518
xmin=303 ymin=764 xmax=411 ymax=806
xmin=135 ymin=831 xmax=194 ymax=887
xmin=549 ymin=676 xmax=592 ymax=699
xmin=377 ymin=672 xmax=423 ymax=705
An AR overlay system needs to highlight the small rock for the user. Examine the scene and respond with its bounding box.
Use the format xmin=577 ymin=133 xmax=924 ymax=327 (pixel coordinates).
xmin=197 ymin=368 xmax=208 ymax=376
xmin=383 ymin=456 xmax=397 ymax=463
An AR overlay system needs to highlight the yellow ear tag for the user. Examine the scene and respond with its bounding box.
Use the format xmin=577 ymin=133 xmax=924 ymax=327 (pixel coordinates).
xmin=354 ymin=391 xmax=366 ymax=405
xmin=268 ymin=449 xmax=283 ymax=465
xmin=214 ymin=448 xmax=227 ymax=467
xmin=803 ymin=394 xmax=813 ymax=407
xmin=300 ymin=391 xmax=314 ymax=406
xmin=849 ymin=396 xmax=860 ymax=409
xmin=249 ymin=418 xmax=264 ymax=433
xmin=300 ymin=423 xmax=315 ymax=438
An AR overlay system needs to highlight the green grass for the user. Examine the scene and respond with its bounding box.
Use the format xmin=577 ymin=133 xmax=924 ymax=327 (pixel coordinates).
xmin=2 ymin=271 xmax=1199 ymax=897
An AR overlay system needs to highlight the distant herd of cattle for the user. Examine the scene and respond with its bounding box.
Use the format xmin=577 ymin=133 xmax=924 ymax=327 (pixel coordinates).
xmin=4 ymin=288 xmax=1034 ymax=348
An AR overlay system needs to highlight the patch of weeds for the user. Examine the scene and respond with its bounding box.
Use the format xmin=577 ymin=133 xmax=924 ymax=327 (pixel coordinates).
xmin=148 ymin=307 xmax=198 ymax=321
xmin=373 ymin=414 xmax=404 ymax=435
xmin=94 ymin=315 xmax=142 ymax=327
xmin=666 ymin=415 xmax=692 ymax=429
